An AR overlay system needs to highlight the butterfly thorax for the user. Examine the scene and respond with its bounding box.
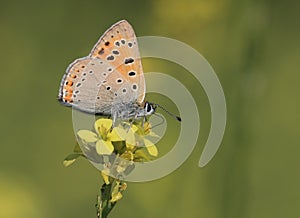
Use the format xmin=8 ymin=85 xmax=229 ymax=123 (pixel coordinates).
xmin=111 ymin=101 xmax=155 ymax=122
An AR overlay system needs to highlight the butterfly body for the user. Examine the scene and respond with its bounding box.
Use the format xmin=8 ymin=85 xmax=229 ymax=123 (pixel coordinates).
xmin=111 ymin=101 xmax=155 ymax=123
xmin=58 ymin=20 xmax=155 ymax=121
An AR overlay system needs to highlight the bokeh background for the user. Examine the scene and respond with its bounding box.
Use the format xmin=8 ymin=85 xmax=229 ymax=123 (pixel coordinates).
xmin=1 ymin=0 xmax=299 ymax=217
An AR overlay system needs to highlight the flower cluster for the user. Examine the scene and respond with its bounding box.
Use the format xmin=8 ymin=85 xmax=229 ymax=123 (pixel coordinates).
xmin=64 ymin=118 xmax=159 ymax=166
xmin=63 ymin=118 xmax=159 ymax=216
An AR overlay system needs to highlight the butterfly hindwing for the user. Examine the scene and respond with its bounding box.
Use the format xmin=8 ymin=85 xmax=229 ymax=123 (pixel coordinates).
xmin=59 ymin=57 xmax=116 ymax=114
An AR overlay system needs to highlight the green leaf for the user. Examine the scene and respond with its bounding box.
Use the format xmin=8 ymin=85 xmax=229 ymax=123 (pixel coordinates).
xmin=101 ymin=183 xmax=112 ymax=202
xmin=77 ymin=130 xmax=98 ymax=142
xmin=96 ymin=140 xmax=114 ymax=155
xmin=63 ymin=153 xmax=82 ymax=167
xmin=112 ymin=141 xmax=126 ymax=154
xmin=73 ymin=143 xmax=83 ymax=153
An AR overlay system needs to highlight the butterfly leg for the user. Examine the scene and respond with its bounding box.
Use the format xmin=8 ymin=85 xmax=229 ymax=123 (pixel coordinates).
xmin=112 ymin=112 xmax=118 ymax=129
xmin=141 ymin=115 xmax=148 ymax=127
xmin=127 ymin=114 xmax=138 ymax=132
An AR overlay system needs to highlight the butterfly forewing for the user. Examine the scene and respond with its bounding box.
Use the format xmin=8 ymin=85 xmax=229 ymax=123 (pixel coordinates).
xmin=89 ymin=20 xmax=145 ymax=104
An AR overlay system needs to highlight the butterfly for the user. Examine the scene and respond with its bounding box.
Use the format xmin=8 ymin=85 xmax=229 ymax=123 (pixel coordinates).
xmin=58 ymin=20 xmax=181 ymax=123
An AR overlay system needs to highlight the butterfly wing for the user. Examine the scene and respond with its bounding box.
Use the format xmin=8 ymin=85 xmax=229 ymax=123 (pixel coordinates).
xmin=89 ymin=20 xmax=145 ymax=105
xmin=58 ymin=20 xmax=145 ymax=115
xmin=58 ymin=57 xmax=116 ymax=114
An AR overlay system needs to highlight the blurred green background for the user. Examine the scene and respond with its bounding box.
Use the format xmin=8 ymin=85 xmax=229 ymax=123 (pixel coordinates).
xmin=1 ymin=0 xmax=299 ymax=217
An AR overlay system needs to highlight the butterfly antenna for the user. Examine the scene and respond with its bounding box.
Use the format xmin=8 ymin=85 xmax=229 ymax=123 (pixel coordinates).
xmin=151 ymin=103 xmax=182 ymax=122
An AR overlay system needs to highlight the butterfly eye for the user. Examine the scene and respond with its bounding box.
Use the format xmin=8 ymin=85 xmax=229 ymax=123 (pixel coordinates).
xmin=146 ymin=103 xmax=152 ymax=113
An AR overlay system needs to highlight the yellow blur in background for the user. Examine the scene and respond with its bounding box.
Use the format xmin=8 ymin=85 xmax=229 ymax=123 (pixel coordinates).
xmin=0 ymin=0 xmax=299 ymax=217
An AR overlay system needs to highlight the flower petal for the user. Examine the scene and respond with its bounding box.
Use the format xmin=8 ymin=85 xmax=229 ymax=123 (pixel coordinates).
xmin=131 ymin=124 xmax=138 ymax=132
xmin=110 ymin=181 xmax=124 ymax=202
xmin=96 ymin=140 xmax=114 ymax=155
xmin=143 ymin=122 xmax=152 ymax=134
xmin=146 ymin=145 xmax=158 ymax=157
xmin=144 ymin=138 xmax=158 ymax=157
xmin=108 ymin=128 xmax=123 ymax=141
xmin=101 ymin=171 xmax=110 ymax=184
xmin=148 ymin=131 xmax=160 ymax=138
xmin=113 ymin=126 xmax=127 ymax=140
xmin=77 ymin=130 xmax=98 ymax=142
xmin=110 ymin=191 xmax=122 ymax=203
xmin=94 ymin=119 xmax=112 ymax=135
xmin=114 ymin=127 xmax=136 ymax=145
xmin=125 ymin=128 xmax=136 ymax=145
xmin=126 ymin=143 xmax=135 ymax=150
xmin=144 ymin=138 xmax=154 ymax=147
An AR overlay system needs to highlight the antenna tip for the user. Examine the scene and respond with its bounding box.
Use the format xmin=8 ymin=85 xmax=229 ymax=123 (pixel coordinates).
xmin=176 ymin=116 xmax=182 ymax=122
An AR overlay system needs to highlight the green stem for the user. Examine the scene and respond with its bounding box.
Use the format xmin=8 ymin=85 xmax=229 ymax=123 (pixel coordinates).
xmin=96 ymin=178 xmax=118 ymax=218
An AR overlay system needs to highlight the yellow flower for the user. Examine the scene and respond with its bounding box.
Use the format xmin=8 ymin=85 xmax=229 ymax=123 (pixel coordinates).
xmin=76 ymin=118 xmax=159 ymax=160
xmin=77 ymin=119 xmax=122 ymax=155
xmin=127 ymin=121 xmax=159 ymax=157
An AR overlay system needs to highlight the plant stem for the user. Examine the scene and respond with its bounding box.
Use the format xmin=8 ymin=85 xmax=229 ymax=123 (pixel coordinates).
xmin=96 ymin=178 xmax=118 ymax=218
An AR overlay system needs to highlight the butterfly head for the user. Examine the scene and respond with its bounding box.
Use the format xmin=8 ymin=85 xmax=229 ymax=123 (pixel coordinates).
xmin=144 ymin=101 xmax=156 ymax=116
